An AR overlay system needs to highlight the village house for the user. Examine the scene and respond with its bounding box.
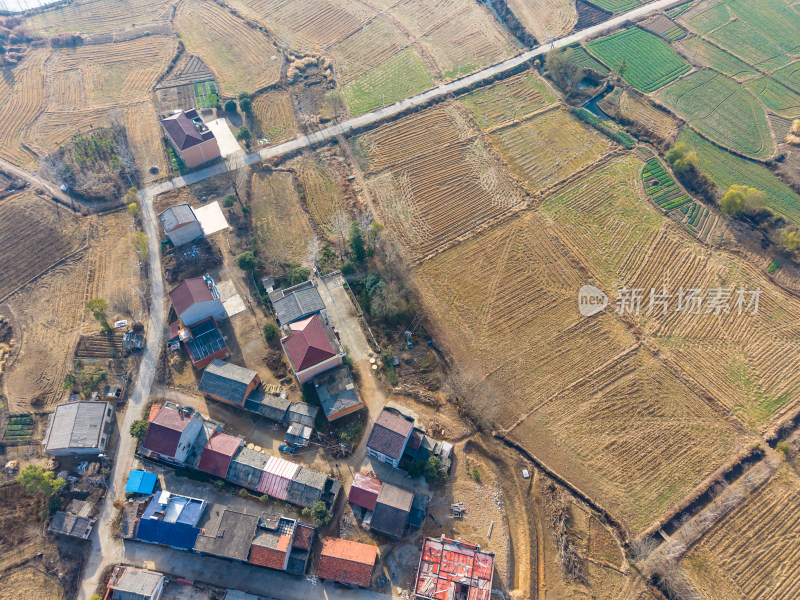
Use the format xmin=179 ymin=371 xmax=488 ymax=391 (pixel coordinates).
xmin=248 ymin=514 xmax=315 ymax=575
xmin=366 ymin=408 xmax=414 ymax=469
xmin=160 ymin=109 xmax=221 ymax=169
xmin=317 ymin=538 xmax=378 ymax=589
xmin=141 ymin=404 xmax=203 ymax=464
xmin=281 ymin=314 xmax=345 ymax=384
xmin=106 ymin=566 xmax=166 ymax=600
xmin=414 ymin=537 xmax=495 ymax=600
xmin=196 ymin=431 xmax=242 ymax=478
xmin=171 ymin=317 xmax=230 ymax=370
xmin=135 ymin=490 xmax=206 ymax=551
xmin=268 ymin=280 xmax=326 ymax=326
xmin=225 ymin=446 xmax=268 ymax=490
xmin=158 ymin=203 xmax=204 ymax=247
xmin=363 ymin=480 xmax=427 ymax=539
xmin=48 ymin=499 xmax=97 ymax=540
xmin=348 ymin=472 xmax=382 ymax=513
xmin=314 ymin=365 xmax=364 ymax=422
xmin=169 ymin=276 xmax=227 ymax=326
xmin=194 ymin=506 xmax=260 ymax=562
xmin=42 ymin=401 xmax=113 ymax=456
xmin=198 ymin=360 xmax=261 ymax=407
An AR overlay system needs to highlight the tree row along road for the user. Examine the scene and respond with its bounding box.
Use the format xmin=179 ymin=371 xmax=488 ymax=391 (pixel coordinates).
xmin=144 ymin=0 xmax=682 ymax=199
xmin=78 ymin=1 xmax=680 ymax=598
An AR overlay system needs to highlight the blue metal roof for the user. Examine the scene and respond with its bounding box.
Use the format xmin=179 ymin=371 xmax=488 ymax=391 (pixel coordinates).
xmin=125 ymin=470 xmax=158 ymax=495
xmin=136 ymin=518 xmax=200 ymax=550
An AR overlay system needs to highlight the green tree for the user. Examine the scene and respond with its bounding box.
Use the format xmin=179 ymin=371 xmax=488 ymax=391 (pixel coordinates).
xmin=780 ymin=228 xmax=800 ymax=252
xmin=238 ymin=92 xmax=252 ymax=113
xmin=302 ymin=500 xmax=332 ymax=528
xmin=17 ymin=465 xmax=66 ymax=498
xmin=367 ymin=222 xmax=384 ymax=250
xmin=617 ymin=58 xmax=628 ymax=77
xmin=720 ymin=185 xmax=766 ymax=216
xmin=224 ymin=99 xmax=237 ymax=113
xmin=236 ymin=126 xmax=252 ymax=142
xmin=86 ymin=298 xmax=111 ymax=332
xmin=545 ymin=48 xmax=581 ymax=91
xmin=408 ymin=460 xmax=425 ymax=479
xmin=129 ymin=419 xmax=149 ymax=441
xmin=349 ymin=222 xmax=366 ymax=263
xmin=63 ymin=373 xmax=77 ymax=390
xmin=665 ymin=143 xmax=698 ymax=174
xmin=262 ymin=322 xmax=279 ymax=342
xmin=133 ymin=231 xmax=149 ymax=257
xmin=237 ymin=250 xmax=261 ymax=272
xmin=222 ymin=195 xmax=236 ymax=208
xmin=424 ymin=455 xmax=446 ymax=485
xmin=286 ymin=264 xmax=311 ymax=286
xmin=124 ymin=187 xmax=138 ymax=204
xmin=127 ymin=202 xmax=140 ymax=219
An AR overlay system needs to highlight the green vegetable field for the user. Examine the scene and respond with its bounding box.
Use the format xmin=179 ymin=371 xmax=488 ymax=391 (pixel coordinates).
xmin=678 ymin=128 xmax=800 ymax=225
xmin=676 ymin=37 xmax=759 ymax=81
xmin=709 ymin=20 xmax=791 ymax=73
xmin=659 ymin=70 xmax=774 ymax=160
xmin=584 ymin=0 xmax=638 ymax=12
xmin=563 ymin=45 xmax=610 ymax=75
xmin=586 ymin=28 xmax=691 ymax=93
xmin=745 ymin=77 xmax=800 ymax=118
xmin=342 ymin=47 xmax=434 ymax=116
xmin=722 ymin=0 xmax=800 ymax=55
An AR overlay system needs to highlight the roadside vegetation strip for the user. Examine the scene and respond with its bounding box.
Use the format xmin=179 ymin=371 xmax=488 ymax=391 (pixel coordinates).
xmin=460 ymin=72 xmax=556 ymax=128
xmin=658 ymin=69 xmax=774 ymax=160
xmin=586 ymin=27 xmax=691 ymax=93
xmin=342 ymin=46 xmax=435 ymax=116
xmin=675 ymin=37 xmax=760 ymax=82
xmin=708 ymin=20 xmax=791 ymax=74
xmin=678 ymin=128 xmax=800 ymax=226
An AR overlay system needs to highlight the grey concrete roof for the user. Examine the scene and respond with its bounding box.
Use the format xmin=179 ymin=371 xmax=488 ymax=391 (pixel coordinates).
xmin=285 ymin=402 xmax=318 ymax=428
xmin=43 ymin=401 xmax=110 ymax=452
xmin=199 ymin=359 xmax=258 ymax=405
xmin=268 ymin=281 xmax=325 ymax=325
xmin=158 ymin=203 xmax=197 ymax=232
xmin=194 ymin=507 xmax=260 ymax=561
xmin=314 ymin=366 xmax=363 ymax=421
xmin=108 ymin=566 xmax=164 ymax=595
xmin=48 ymin=511 xmax=95 ymax=539
xmin=244 ymin=391 xmax=291 ymax=422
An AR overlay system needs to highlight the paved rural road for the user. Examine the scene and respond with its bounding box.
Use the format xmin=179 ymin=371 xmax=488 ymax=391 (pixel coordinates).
xmin=142 ymin=0 xmax=681 ymax=200
xmin=77 ymin=188 xmax=166 ymax=600
xmin=0 ymin=156 xmax=75 ymax=205
xmin=73 ymin=0 xmax=680 ymax=596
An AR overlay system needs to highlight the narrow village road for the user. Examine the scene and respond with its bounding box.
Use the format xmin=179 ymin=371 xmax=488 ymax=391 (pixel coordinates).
xmin=0 ymin=156 xmax=75 ymax=204
xmin=77 ymin=188 xmax=166 ymax=600
xmin=141 ymin=0 xmax=682 ymax=199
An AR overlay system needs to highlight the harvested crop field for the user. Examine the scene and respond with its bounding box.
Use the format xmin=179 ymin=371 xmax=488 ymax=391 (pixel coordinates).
xmin=0 ymin=50 xmax=46 ymax=168
xmin=507 ymin=346 xmax=747 ymax=533
xmin=504 ymin=0 xmax=577 ymax=42
xmin=0 ymin=566 xmax=63 ymax=600
xmin=329 ymin=15 xmax=409 ymax=85
xmin=250 ymin=170 xmax=315 ymax=266
xmin=26 ymin=0 xmax=171 ymax=36
xmin=678 ymin=128 xmax=800 ymax=225
xmin=489 ymin=107 xmax=612 ymax=193
xmin=658 ymin=69 xmax=774 ymax=159
xmin=0 ymin=192 xmax=86 ymax=302
xmin=357 ymin=104 xmax=525 ymax=259
xmin=681 ymin=467 xmax=800 ymax=600
xmin=616 ymin=90 xmax=679 ymax=140
xmin=386 ymin=0 xmax=517 ymax=77
xmin=586 ymin=27 xmax=691 ymax=93
xmin=641 ymin=15 xmax=686 ymax=41
xmin=175 ymin=0 xmax=281 ymax=95
xmin=414 ymin=211 xmax=636 ymax=425
xmin=251 ymin=90 xmax=298 ymax=143
xmin=1 ymin=210 xmax=142 ymax=411
xmin=460 ymin=72 xmax=557 ymax=129
xmin=292 ymin=156 xmax=350 ymax=240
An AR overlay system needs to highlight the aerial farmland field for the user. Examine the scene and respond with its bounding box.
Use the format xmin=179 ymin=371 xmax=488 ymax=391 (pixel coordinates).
xmin=658 ymin=69 xmax=775 ymax=159
xmin=460 ymin=72 xmax=557 ymax=129
xmin=586 ymin=27 xmax=691 ymax=92
xmin=675 ymin=37 xmax=760 ymax=81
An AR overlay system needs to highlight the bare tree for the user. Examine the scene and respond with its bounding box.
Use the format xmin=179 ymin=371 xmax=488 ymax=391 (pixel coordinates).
xmin=630 ymin=537 xmax=659 ymax=562
xmin=225 ymin=153 xmax=250 ymax=203
xmin=329 ymin=208 xmax=350 ymax=256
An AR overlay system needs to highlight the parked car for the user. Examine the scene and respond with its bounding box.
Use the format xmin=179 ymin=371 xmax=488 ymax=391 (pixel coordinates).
xmin=279 ymin=444 xmax=298 ymax=455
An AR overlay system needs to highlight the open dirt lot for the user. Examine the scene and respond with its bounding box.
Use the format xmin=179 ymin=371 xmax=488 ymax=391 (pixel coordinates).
xmin=1 ymin=208 xmax=144 ymax=412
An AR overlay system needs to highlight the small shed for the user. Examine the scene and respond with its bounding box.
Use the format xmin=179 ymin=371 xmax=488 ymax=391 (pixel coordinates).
xmin=159 ymin=203 xmax=204 ymax=247
xmin=125 ymin=470 xmax=158 ymax=495
xmin=285 ymin=402 xmax=318 ymax=428
xmin=226 ymin=446 xmax=268 ymax=490
xmin=284 ymin=423 xmax=312 ymax=448
xmin=348 ymin=473 xmax=382 ymax=512
xmin=196 ymin=432 xmax=242 ymax=478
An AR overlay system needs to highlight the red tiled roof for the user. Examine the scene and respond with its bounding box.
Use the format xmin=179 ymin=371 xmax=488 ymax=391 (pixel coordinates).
xmin=317 ymin=538 xmax=377 ymax=588
xmin=292 ymin=524 xmax=315 ymax=550
xmin=415 ymin=537 xmax=495 ymax=600
xmin=142 ymin=405 xmax=195 ymax=457
xmin=282 ymin=315 xmax=336 ymax=371
xmin=348 ymin=473 xmax=382 ymax=511
xmin=169 ymin=277 xmax=214 ymax=316
xmin=196 ymin=432 xmax=241 ymax=477
xmin=248 ymin=543 xmax=287 ymax=570
xmin=148 ymin=404 xmax=163 ymax=422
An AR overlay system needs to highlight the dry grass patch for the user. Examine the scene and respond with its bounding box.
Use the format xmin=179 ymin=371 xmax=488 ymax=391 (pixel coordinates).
xmin=252 ymin=90 xmax=298 ymax=143
xmin=505 ymin=0 xmax=577 ymax=42
xmin=0 ymin=49 xmax=46 ymax=168
xmin=26 ymin=0 xmax=171 ymax=36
